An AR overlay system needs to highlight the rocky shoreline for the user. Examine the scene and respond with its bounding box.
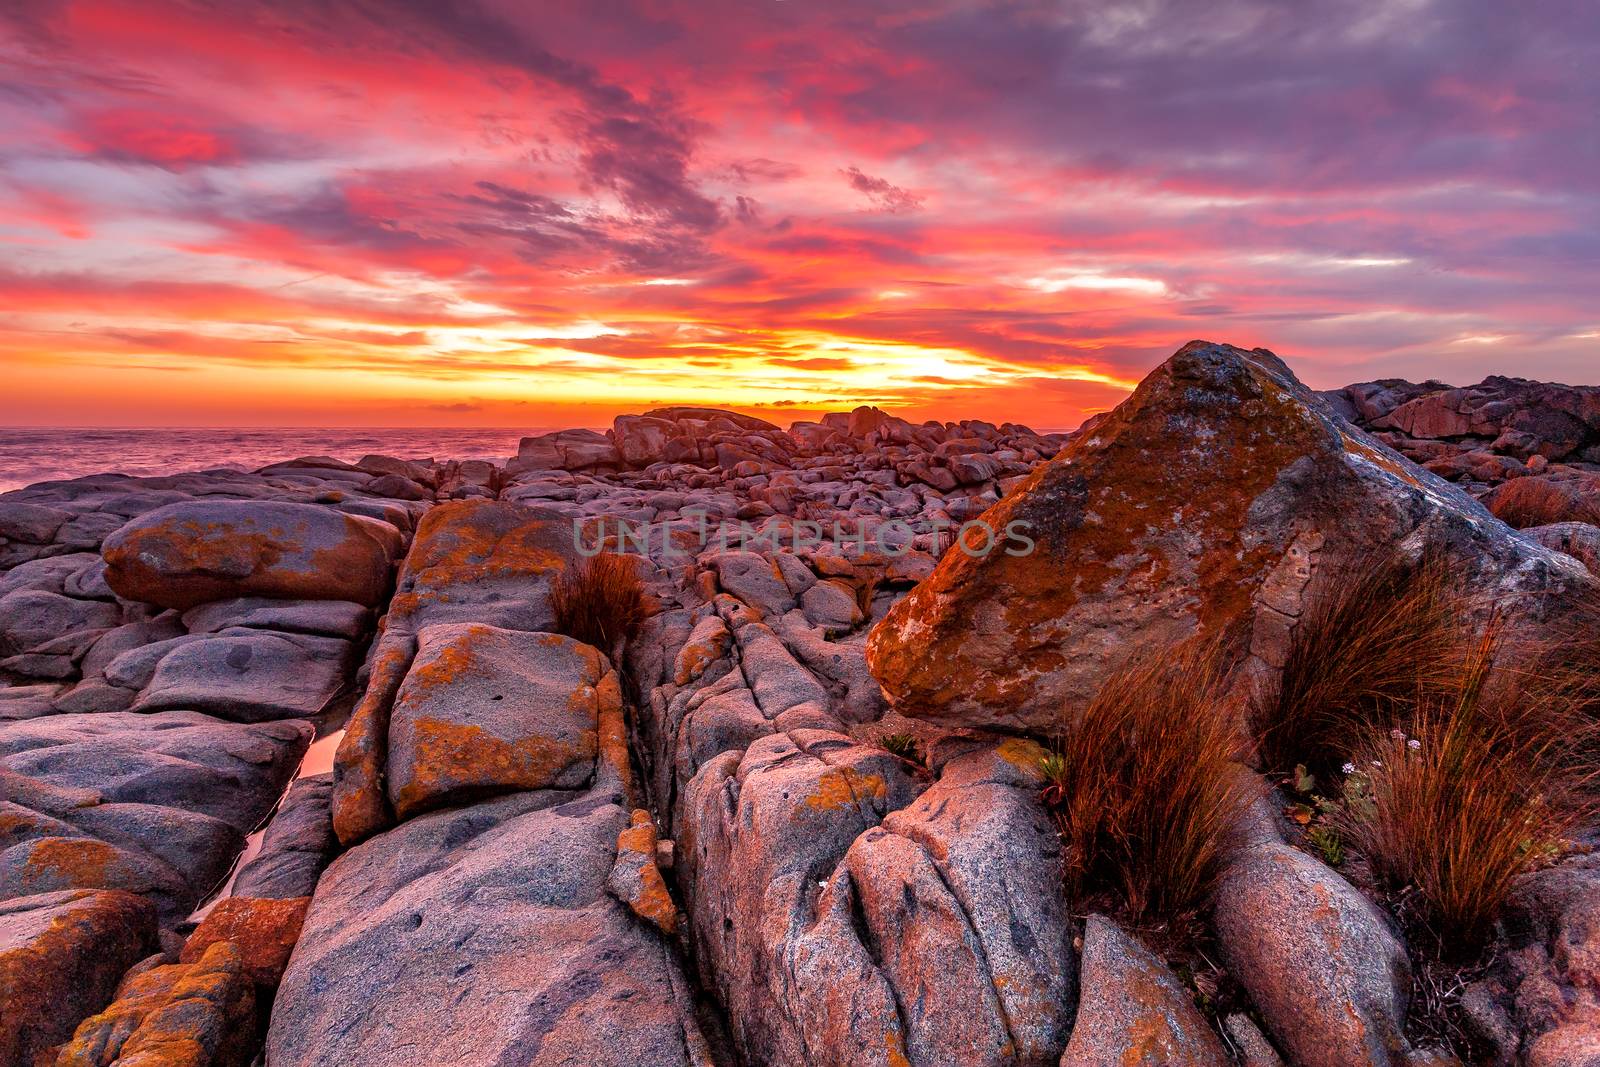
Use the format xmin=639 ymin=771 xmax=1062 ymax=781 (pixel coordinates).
xmin=3 ymin=341 xmax=1599 ymax=1066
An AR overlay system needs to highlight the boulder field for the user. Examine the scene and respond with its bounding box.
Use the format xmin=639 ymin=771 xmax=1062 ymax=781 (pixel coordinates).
xmin=0 ymin=340 xmax=1597 ymax=1065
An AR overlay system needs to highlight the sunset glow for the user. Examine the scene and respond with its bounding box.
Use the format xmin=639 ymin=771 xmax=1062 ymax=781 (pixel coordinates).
xmin=3 ymin=1 xmax=1596 ymax=428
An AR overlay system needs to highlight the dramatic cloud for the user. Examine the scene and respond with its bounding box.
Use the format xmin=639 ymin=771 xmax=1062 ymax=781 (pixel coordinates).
xmin=0 ymin=0 xmax=1595 ymax=428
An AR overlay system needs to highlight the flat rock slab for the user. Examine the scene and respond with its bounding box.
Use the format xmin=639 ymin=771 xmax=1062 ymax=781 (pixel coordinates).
xmin=386 ymin=623 xmax=614 ymax=819
xmin=0 ymin=888 xmax=158 ymax=1067
xmin=102 ymin=499 xmax=402 ymax=609
xmin=0 ymin=711 xmax=310 ymax=922
xmin=132 ymin=628 xmax=355 ymax=721
xmin=267 ymin=791 xmax=708 ymax=1067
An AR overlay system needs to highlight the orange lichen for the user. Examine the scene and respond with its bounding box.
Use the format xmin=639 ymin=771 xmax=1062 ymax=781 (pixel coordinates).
xmin=181 ymin=896 xmax=310 ymax=989
xmin=57 ymin=941 xmax=255 ymax=1067
xmin=391 ymin=717 xmax=595 ymax=819
xmin=870 ymin=345 xmax=1334 ymax=724
xmin=804 ymin=767 xmax=887 ymax=812
xmin=884 ymin=1029 xmax=913 ymax=1067
xmin=614 ymin=811 xmax=677 ymax=935
xmin=21 ymin=837 xmax=118 ymax=890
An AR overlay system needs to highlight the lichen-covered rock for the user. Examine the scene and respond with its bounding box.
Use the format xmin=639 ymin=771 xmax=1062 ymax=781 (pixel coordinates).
xmin=679 ymin=731 xmax=931 ymax=1067
xmin=333 ymin=500 xmax=578 ymax=845
xmin=868 ymin=340 xmax=1595 ymax=732
xmin=182 ymin=896 xmax=309 ymax=990
xmin=1463 ymin=857 xmax=1600 ymax=1062
xmin=55 ymin=940 xmax=255 ymax=1067
xmin=607 ymin=809 xmax=677 ymax=935
xmin=267 ymin=792 xmax=710 ymax=1067
xmin=1214 ymin=842 xmax=1414 ymax=1067
xmin=102 ymin=500 xmax=401 ymax=609
xmin=385 ymin=623 xmax=613 ymax=820
xmin=843 ymin=739 xmax=1074 ymax=1065
xmin=0 ymin=889 xmax=157 ymax=1067
xmin=0 ymin=712 xmax=310 ymax=921
xmin=1060 ymin=915 xmax=1230 ymax=1067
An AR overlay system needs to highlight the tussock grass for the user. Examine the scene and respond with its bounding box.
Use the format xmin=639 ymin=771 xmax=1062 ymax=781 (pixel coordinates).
xmin=1041 ymin=638 xmax=1262 ymax=922
xmin=1487 ymin=476 xmax=1600 ymax=529
xmin=1336 ymin=623 xmax=1600 ymax=951
xmin=1251 ymin=552 xmax=1465 ymax=777
xmin=549 ymin=551 xmax=647 ymax=660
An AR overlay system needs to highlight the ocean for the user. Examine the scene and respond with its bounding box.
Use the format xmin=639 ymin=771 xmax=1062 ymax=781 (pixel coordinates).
xmin=0 ymin=428 xmax=548 ymax=494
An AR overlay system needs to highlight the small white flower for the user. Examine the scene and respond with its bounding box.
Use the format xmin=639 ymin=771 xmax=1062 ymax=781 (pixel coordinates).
xmin=1389 ymin=728 xmax=1406 ymax=741
xmin=1342 ymin=762 xmax=1356 ymax=775
xmin=1370 ymin=760 xmax=1383 ymax=769
xmin=818 ymin=880 xmax=827 ymax=889
xmin=1407 ymin=739 xmax=1421 ymax=750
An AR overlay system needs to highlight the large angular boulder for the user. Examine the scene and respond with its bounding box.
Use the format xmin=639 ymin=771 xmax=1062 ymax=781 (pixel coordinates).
xmin=0 ymin=888 xmax=158 ymax=1067
xmin=868 ymin=340 xmax=1596 ymax=732
xmin=385 ymin=623 xmax=616 ymax=820
xmin=102 ymin=500 xmax=402 ymax=609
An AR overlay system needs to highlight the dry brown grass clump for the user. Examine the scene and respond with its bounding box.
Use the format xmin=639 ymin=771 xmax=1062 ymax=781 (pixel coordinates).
xmin=1335 ymin=624 xmax=1600 ymax=951
xmin=549 ymin=551 xmax=647 ymax=660
xmin=1040 ymin=638 xmax=1262 ymax=923
xmin=1486 ymin=476 xmax=1600 ymax=529
xmin=1252 ymin=552 xmax=1466 ymax=777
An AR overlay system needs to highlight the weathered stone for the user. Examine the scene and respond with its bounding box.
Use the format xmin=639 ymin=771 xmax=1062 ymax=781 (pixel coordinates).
xmin=55 ymin=939 xmax=255 ymax=1067
xmin=842 ymin=740 xmax=1075 ymax=1064
xmin=385 ymin=624 xmax=612 ymax=820
xmin=231 ymin=774 xmax=335 ymax=900
xmin=0 ymin=589 xmax=120 ymax=657
xmin=0 ymin=502 xmax=71 ymax=544
xmin=1525 ymin=521 xmax=1600 ymax=574
xmin=869 ymin=341 xmax=1596 ymax=732
xmin=1214 ymin=842 xmax=1414 ymax=1067
xmin=1 ymin=712 xmax=310 ymax=920
xmin=267 ymin=792 xmax=709 ymax=1067
xmin=708 ymin=551 xmax=794 ymax=616
xmin=102 ymin=500 xmax=401 ymax=609
xmin=183 ymin=895 xmax=309 ymax=989
xmin=607 ymin=809 xmax=677 ymax=935
xmin=1061 ymin=915 xmax=1230 ymax=1067
xmin=132 ymin=629 xmax=354 ymax=721
xmin=679 ymin=731 xmax=928 ymax=1067
xmin=0 ymin=889 xmax=158 ymax=1067
xmin=180 ymin=597 xmax=372 ymax=639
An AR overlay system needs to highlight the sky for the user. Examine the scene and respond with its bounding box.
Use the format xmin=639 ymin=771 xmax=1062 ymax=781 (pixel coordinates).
xmin=1 ymin=1 xmax=1596 ymax=430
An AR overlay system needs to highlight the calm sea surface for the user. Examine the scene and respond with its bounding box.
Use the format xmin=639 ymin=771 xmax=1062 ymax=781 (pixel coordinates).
xmin=0 ymin=428 xmax=550 ymax=494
